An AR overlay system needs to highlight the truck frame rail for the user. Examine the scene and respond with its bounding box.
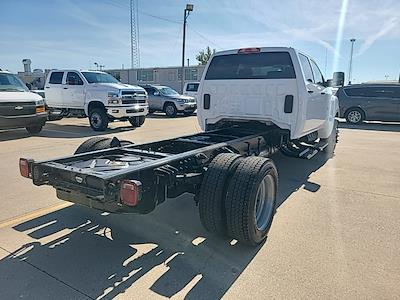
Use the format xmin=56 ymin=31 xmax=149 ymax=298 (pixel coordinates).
xmin=21 ymin=124 xmax=285 ymax=214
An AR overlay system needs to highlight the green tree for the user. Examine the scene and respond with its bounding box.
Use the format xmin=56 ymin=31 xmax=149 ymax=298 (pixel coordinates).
xmin=196 ymin=46 xmax=216 ymax=65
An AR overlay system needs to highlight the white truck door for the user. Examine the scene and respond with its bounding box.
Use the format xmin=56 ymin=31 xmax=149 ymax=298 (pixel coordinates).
xmin=45 ymin=71 xmax=65 ymax=108
xmin=64 ymin=72 xmax=85 ymax=109
xmin=298 ymin=54 xmax=326 ymax=131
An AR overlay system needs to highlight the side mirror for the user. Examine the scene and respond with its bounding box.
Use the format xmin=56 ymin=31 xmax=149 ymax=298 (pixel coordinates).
xmin=332 ymin=72 xmax=345 ymax=87
xmin=153 ymin=91 xmax=160 ymax=96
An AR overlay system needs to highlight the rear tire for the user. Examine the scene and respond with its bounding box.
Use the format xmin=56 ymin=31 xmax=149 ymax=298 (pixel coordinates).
xmin=26 ymin=125 xmax=43 ymax=134
xmin=345 ymin=108 xmax=364 ymax=124
xmin=129 ymin=116 xmax=146 ymax=127
xmin=198 ymin=153 xmax=243 ymax=235
xmin=164 ymin=103 xmax=177 ymax=118
xmin=89 ymin=108 xmax=108 ymax=131
xmin=225 ymin=156 xmax=278 ymax=246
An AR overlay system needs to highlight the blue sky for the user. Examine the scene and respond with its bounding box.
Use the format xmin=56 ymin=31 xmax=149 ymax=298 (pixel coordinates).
xmin=0 ymin=0 xmax=399 ymax=82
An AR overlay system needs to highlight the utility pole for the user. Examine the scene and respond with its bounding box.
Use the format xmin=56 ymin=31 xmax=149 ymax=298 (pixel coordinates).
xmin=348 ymin=38 xmax=356 ymax=85
xmin=181 ymin=4 xmax=193 ymax=93
xmin=130 ymin=0 xmax=140 ymax=69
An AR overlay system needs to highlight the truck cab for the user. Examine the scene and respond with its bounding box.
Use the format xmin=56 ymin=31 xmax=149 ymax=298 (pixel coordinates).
xmin=44 ymin=70 xmax=148 ymax=131
xmin=197 ymin=47 xmax=338 ymax=140
xmin=183 ymin=82 xmax=200 ymax=98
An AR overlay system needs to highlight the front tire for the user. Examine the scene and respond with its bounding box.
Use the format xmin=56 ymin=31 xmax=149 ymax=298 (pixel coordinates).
xmin=164 ymin=103 xmax=177 ymax=118
xmin=321 ymin=119 xmax=338 ymax=157
xmin=129 ymin=116 xmax=146 ymax=127
xmin=225 ymin=156 xmax=278 ymax=246
xmin=89 ymin=108 xmax=108 ymax=131
xmin=345 ymin=108 xmax=364 ymax=124
xmin=26 ymin=125 xmax=43 ymax=134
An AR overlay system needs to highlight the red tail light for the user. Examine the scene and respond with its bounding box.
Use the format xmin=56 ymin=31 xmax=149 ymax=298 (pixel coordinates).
xmin=19 ymin=158 xmax=33 ymax=178
xmin=120 ymin=180 xmax=142 ymax=206
xmin=238 ymin=47 xmax=261 ymax=54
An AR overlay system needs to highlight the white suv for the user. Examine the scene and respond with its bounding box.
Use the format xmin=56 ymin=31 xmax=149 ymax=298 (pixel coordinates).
xmin=44 ymin=70 xmax=148 ymax=131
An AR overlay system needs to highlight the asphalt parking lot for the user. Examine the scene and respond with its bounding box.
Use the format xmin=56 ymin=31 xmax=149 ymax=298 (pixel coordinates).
xmin=0 ymin=116 xmax=399 ymax=299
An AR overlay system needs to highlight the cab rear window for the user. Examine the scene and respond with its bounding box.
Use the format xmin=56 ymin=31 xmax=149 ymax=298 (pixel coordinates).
xmin=205 ymin=52 xmax=295 ymax=80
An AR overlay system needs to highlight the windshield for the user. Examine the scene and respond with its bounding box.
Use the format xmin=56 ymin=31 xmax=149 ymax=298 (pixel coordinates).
xmin=82 ymin=72 xmax=119 ymax=84
xmin=0 ymin=73 xmax=29 ymax=92
xmin=159 ymin=87 xmax=179 ymax=96
xmin=205 ymin=52 xmax=296 ymax=80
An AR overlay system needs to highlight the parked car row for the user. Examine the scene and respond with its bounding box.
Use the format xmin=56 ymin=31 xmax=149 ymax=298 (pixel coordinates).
xmin=0 ymin=69 xmax=199 ymax=133
xmin=2 ymin=65 xmax=399 ymax=135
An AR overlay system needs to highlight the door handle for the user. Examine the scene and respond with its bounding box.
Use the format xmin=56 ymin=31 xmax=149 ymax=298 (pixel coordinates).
xmin=63 ymin=87 xmax=68 ymax=89
xmin=45 ymin=86 xmax=50 ymax=89
xmin=307 ymin=90 xmax=314 ymax=94
xmin=321 ymin=92 xmax=326 ymax=95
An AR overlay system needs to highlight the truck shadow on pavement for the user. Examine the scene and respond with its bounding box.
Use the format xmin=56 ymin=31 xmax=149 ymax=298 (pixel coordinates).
xmin=0 ymin=122 xmax=136 ymax=142
xmin=0 ymin=152 xmax=329 ymax=299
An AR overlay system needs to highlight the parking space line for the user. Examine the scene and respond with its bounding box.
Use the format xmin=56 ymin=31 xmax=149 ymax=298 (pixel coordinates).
xmin=0 ymin=202 xmax=73 ymax=229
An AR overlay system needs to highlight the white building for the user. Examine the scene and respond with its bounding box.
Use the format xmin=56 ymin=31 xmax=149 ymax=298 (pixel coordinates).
xmin=106 ymin=65 xmax=206 ymax=92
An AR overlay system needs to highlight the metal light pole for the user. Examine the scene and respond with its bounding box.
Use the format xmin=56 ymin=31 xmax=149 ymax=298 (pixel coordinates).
xmin=181 ymin=4 xmax=193 ymax=94
xmin=348 ymin=38 xmax=356 ymax=85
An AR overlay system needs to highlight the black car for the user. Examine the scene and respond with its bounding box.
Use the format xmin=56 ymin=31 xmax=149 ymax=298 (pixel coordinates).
xmin=0 ymin=72 xmax=47 ymax=134
xmin=337 ymin=83 xmax=400 ymax=124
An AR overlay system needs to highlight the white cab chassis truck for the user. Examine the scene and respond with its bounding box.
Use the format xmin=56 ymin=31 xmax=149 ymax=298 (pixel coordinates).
xmin=44 ymin=70 xmax=148 ymax=131
xmin=21 ymin=47 xmax=339 ymax=246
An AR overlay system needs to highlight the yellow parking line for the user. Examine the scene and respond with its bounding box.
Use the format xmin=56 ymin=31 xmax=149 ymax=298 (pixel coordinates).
xmin=0 ymin=202 xmax=73 ymax=229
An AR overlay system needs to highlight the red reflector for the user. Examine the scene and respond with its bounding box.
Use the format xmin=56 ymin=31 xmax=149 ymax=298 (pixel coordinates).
xmin=238 ymin=47 xmax=261 ymax=54
xmin=19 ymin=158 xmax=32 ymax=178
xmin=120 ymin=180 xmax=142 ymax=206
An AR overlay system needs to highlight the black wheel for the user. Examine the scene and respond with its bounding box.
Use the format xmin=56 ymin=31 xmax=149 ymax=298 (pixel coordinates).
xmin=75 ymin=137 xmax=120 ymax=154
xmin=225 ymin=156 xmax=278 ymax=246
xmin=345 ymin=108 xmax=364 ymax=124
xmin=26 ymin=125 xmax=43 ymax=134
xmin=164 ymin=103 xmax=177 ymax=118
xmin=89 ymin=108 xmax=109 ymax=131
xmin=321 ymin=119 xmax=338 ymax=157
xmin=198 ymin=153 xmax=243 ymax=235
xmin=129 ymin=116 xmax=146 ymax=127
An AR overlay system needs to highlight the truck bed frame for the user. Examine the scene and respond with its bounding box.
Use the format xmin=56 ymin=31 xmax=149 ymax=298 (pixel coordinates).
xmin=27 ymin=124 xmax=285 ymax=214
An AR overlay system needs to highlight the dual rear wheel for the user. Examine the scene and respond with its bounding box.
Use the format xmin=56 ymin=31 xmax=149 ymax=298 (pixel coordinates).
xmin=198 ymin=153 xmax=278 ymax=246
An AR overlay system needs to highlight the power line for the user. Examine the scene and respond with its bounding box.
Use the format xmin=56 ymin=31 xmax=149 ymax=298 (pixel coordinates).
xmin=104 ymin=0 xmax=181 ymax=24
xmin=138 ymin=10 xmax=181 ymax=24
xmin=187 ymin=25 xmax=223 ymax=50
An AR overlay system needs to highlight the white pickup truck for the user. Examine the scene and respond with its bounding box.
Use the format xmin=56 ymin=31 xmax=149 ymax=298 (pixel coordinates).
xmin=44 ymin=70 xmax=148 ymax=131
xmin=21 ymin=47 xmax=342 ymax=246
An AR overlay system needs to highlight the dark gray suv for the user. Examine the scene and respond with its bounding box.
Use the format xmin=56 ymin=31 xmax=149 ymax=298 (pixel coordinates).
xmin=337 ymin=84 xmax=400 ymax=124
